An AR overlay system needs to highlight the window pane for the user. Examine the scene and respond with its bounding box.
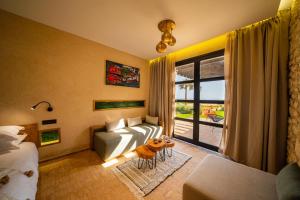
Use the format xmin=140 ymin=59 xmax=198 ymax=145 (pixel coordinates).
xmin=174 ymin=120 xmax=193 ymax=139
xmin=199 ymin=124 xmax=222 ymax=147
xmin=200 ymin=56 xmax=224 ymax=79
xmin=176 ymin=83 xmax=194 ymax=100
xmin=199 ymin=104 xmax=224 ymax=124
xmin=176 ymin=102 xmax=193 ymax=119
xmin=176 ymin=63 xmax=194 ymax=82
xmin=200 ymin=80 xmax=225 ymax=100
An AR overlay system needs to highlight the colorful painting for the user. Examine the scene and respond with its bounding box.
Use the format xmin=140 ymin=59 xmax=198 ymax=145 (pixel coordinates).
xmin=39 ymin=128 xmax=61 ymax=146
xmin=106 ymin=60 xmax=140 ymax=88
xmin=94 ymin=100 xmax=145 ymax=111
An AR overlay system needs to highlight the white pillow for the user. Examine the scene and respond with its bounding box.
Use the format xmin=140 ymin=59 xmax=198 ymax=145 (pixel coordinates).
xmin=146 ymin=115 xmax=159 ymax=125
xmin=12 ymin=134 xmax=27 ymax=145
xmin=127 ymin=117 xmax=142 ymax=127
xmin=0 ymin=125 xmax=24 ymax=135
xmin=0 ymin=131 xmax=27 ymax=145
xmin=106 ymin=118 xmax=125 ymax=132
xmin=0 ymin=134 xmax=18 ymax=154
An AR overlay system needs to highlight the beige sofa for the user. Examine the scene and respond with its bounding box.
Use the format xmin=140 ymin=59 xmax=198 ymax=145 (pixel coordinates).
xmin=183 ymin=154 xmax=277 ymax=200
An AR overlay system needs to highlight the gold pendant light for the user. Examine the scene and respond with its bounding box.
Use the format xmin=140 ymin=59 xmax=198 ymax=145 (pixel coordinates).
xmin=156 ymin=41 xmax=167 ymax=53
xmin=156 ymin=19 xmax=176 ymax=53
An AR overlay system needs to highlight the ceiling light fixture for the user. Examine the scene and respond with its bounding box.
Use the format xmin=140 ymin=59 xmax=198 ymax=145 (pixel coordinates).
xmin=156 ymin=19 xmax=176 ymax=53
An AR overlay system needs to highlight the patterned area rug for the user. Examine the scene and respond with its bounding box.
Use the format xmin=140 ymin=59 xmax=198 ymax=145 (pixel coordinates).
xmin=113 ymin=150 xmax=192 ymax=199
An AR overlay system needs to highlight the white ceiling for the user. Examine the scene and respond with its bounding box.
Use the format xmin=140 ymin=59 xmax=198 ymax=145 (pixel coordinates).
xmin=0 ymin=0 xmax=281 ymax=59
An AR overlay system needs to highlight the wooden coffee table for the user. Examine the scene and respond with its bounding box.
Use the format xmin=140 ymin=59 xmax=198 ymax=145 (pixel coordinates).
xmin=146 ymin=139 xmax=166 ymax=165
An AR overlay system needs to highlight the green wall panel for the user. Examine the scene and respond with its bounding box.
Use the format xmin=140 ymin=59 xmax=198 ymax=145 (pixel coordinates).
xmin=94 ymin=100 xmax=145 ymax=110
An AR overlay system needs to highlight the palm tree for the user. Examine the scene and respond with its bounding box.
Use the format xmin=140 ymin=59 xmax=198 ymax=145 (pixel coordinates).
xmin=179 ymin=83 xmax=194 ymax=102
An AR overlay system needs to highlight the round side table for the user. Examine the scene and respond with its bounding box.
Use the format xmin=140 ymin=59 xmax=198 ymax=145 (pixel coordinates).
xmin=165 ymin=140 xmax=175 ymax=157
xmin=146 ymin=139 xmax=166 ymax=165
xmin=136 ymin=145 xmax=155 ymax=169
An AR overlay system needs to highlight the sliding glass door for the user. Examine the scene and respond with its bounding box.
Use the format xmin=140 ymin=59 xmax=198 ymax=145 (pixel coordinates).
xmin=174 ymin=62 xmax=194 ymax=140
xmin=174 ymin=50 xmax=224 ymax=151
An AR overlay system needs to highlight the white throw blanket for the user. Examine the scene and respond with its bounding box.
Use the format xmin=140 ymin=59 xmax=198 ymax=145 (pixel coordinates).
xmin=0 ymin=142 xmax=38 ymax=200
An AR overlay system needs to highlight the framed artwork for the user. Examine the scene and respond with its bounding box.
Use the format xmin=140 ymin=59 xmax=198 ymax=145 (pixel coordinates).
xmin=39 ymin=128 xmax=61 ymax=146
xmin=106 ymin=60 xmax=140 ymax=88
xmin=94 ymin=100 xmax=145 ymax=111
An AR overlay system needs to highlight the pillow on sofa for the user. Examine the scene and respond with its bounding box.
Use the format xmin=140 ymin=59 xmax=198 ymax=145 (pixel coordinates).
xmin=106 ymin=118 xmax=125 ymax=132
xmin=276 ymin=163 xmax=300 ymax=200
xmin=146 ymin=115 xmax=158 ymax=125
xmin=127 ymin=117 xmax=142 ymax=127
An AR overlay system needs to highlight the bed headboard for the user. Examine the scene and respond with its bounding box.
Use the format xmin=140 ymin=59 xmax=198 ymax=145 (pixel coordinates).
xmin=19 ymin=123 xmax=39 ymax=147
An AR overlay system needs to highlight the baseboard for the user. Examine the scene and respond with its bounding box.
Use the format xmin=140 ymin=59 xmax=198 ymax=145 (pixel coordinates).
xmin=39 ymin=145 xmax=90 ymax=162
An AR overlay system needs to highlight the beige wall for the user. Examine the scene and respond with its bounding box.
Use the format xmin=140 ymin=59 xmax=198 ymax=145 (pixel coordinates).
xmin=0 ymin=10 xmax=149 ymax=161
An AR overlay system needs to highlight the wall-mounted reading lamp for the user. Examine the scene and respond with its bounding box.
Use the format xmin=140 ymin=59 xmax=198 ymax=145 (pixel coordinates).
xmin=31 ymin=101 xmax=53 ymax=112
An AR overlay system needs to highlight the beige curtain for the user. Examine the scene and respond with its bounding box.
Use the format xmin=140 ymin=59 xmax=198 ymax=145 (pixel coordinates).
xmin=221 ymin=10 xmax=290 ymax=174
xmin=149 ymin=55 xmax=175 ymax=136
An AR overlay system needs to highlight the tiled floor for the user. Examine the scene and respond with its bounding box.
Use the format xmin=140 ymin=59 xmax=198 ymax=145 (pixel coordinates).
xmin=37 ymin=140 xmax=213 ymax=200
xmin=174 ymin=120 xmax=222 ymax=147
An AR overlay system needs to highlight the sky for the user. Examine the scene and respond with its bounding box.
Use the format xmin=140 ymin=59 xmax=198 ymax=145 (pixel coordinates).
xmin=176 ymin=75 xmax=225 ymax=100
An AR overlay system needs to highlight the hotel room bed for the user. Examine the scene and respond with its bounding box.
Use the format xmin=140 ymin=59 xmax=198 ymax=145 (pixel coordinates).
xmin=0 ymin=142 xmax=39 ymax=200
xmin=0 ymin=124 xmax=39 ymax=200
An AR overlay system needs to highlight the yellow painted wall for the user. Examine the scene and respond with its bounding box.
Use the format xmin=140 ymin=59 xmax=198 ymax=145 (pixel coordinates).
xmin=172 ymin=34 xmax=226 ymax=61
xmin=0 ymin=10 xmax=149 ymax=161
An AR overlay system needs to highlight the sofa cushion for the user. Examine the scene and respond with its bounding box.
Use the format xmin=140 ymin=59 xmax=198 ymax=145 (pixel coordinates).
xmin=94 ymin=128 xmax=139 ymax=161
xmin=94 ymin=131 xmax=122 ymax=144
xmin=183 ymin=154 xmax=277 ymax=200
xmin=127 ymin=117 xmax=142 ymax=127
xmin=276 ymin=163 xmax=300 ymax=200
xmin=128 ymin=123 xmax=162 ymax=144
xmin=145 ymin=115 xmax=158 ymax=125
xmin=105 ymin=118 xmax=125 ymax=132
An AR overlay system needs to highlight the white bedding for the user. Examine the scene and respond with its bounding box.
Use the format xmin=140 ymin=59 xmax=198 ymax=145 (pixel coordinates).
xmin=0 ymin=142 xmax=38 ymax=200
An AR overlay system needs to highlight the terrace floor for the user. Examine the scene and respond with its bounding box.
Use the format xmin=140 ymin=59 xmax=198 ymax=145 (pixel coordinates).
xmin=174 ymin=120 xmax=222 ymax=147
